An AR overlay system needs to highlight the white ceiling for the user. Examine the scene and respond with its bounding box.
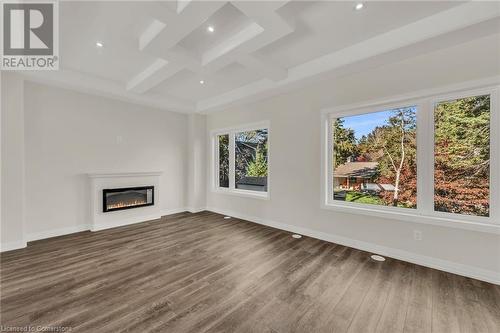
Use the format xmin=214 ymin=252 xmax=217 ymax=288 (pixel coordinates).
xmin=20 ymin=1 xmax=500 ymax=113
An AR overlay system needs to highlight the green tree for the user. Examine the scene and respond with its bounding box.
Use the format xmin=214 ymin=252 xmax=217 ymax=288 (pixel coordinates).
xmin=434 ymin=95 xmax=490 ymax=216
xmin=246 ymin=147 xmax=268 ymax=177
xmin=333 ymin=118 xmax=358 ymax=167
xmin=235 ymin=129 xmax=268 ymax=181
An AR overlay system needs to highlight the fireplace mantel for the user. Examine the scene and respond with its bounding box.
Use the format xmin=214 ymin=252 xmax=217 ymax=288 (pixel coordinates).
xmin=87 ymin=171 xmax=163 ymax=178
xmin=87 ymin=172 xmax=163 ymax=231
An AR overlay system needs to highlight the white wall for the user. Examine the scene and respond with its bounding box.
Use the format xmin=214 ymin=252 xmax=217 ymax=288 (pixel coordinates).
xmin=205 ymin=34 xmax=500 ymax=283
xmin=1 ymin=73 xmax=26 ymax=251
xmin=186 ymin=114 xmax=207 ymax=212
xmin=20 ymin=81 xmax=188 ymax=240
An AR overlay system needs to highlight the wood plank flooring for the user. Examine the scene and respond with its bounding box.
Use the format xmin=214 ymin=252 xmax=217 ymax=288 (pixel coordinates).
xmin=1 ymin=211 xmax=499 ymax=332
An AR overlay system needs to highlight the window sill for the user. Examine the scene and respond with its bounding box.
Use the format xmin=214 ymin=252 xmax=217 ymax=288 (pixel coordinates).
xmin=212 ymin=188 xmax=270 ymax=200
xmin=322 ymin=202 xmax=500 ymax=234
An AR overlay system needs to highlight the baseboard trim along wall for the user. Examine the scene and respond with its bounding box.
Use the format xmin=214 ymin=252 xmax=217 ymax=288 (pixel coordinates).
xmin=206 ymin=206 xmax=500 ymax=285
xmin=91 ymin=213 xmax=161 ymax=231
xmin=26 ymin=225 xmax=89 ymax=242
xmin=161 ymin=208 xmax=189 ymax=216
xmin=185 ymin=207 xmax=207 ymax=214
xmin=0 ymin=240 xmax=28 ymax=252
xmin=0 ymin=207 xmax=189 ymax=252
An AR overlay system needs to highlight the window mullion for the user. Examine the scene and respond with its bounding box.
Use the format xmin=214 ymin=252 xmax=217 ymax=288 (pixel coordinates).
xmin=327 ymin=116 xmax=334 ymax=205
xmin=229 ymin=132 xmax=236 ymax=190
xmin=417 ymin=101 xmax=434 ymax=215
xmin=489 ymin=89 xmax=499 ymax=223
xmin=214 ymin=135 xmax=219 ymax=189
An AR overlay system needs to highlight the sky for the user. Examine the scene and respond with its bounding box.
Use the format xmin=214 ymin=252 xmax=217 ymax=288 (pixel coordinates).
xmin=341 ymin=110 xmax=393 ymax=140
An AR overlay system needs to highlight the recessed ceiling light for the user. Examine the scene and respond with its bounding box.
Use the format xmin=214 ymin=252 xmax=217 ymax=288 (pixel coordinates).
xmin=371 ymin=254 xmax=385 ymax=262
xmin=292 ymin=234 xmax=302 ymax=239
xmin=223 ymin=216 xmax=231 ymax=219
xmin=354 ymin=3 xmax=364 ymax=10
xmin=199 ymin=80 xmax=205 ymax=85
xmin=207 ymin=25 xmax=215 ymax=33
xmin=95 ymin=41 xmax=104 ymax=48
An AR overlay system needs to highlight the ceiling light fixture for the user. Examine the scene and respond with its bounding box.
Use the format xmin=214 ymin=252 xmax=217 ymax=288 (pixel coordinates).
xmin=207 ymin=25 xmax=215 ymax=33
xmin=199 ymin=80 xmax=205 ymax=84
xmin=95 ymin=41 xmax=104 ymax=48
xmin=223 ymin=216 xmax=231 ymax=219
xmin=292 ymin=234 xmax=302 ymax=239
xmin=354 ymin=3 xmax=364 ymax=10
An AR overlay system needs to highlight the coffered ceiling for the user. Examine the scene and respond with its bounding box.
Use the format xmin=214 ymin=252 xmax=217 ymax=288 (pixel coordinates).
xmin=19 ymin=1 xmax=500 ymax=113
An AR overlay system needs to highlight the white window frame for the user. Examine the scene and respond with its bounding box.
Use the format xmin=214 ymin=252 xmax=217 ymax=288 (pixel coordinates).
xmin=321 ymin=83 xmax=499 ymax=234
xmin=211 ymin=121 xmax=270 ymax=200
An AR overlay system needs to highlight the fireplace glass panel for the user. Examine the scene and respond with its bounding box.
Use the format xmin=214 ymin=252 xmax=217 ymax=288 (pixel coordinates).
xmin=103 ymin=186 xmax=154 ymax=212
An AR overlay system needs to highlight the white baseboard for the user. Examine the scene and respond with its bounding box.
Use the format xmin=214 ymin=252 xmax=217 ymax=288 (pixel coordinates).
xmin=2 ymin=208 xmax=188 ymax=251
xmin=27 ymin=225 xmax=89 ymax=242
xmin=0 ymin=240 xmax=27 ymax=252
xmin=186 ymin=207 xmax=207 ymax=213
xmin=91 ymin=214 xmax=162 ymax=231
xmin=161 ymin=207 xmax=189 ymax=216
xmin=160 ymin=207 xmax=207 ymax=215
xmin=207 ymin=206 xmax=500 ymax=285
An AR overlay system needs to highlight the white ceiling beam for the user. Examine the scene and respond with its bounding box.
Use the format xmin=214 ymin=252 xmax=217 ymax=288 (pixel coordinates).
xmin=238 ymin=54 xmax=288 ymax=82
xmin=127 ymin=60 xmax=184 ymax=94
xmin=129 ymin=1 xmax=227 ymax=94
xmin=176 ymin=0 xmax=193 ymax=14
xmin=126 ymin=58 xmax=168 ymax=93
xmin=197 ymin=1 xmax=500 ymax=112
xmin=139 ymin=20 xmax=167 ymax=52
xmin=141 ymin=1 xmax=227 ymax=56
xmin=199 ymin=1 xmax=294 ymax=76
xmin=130 ymin=0 xmax=293 ymax=94
xmin=202 ymin=23 xmax=265 ymax=65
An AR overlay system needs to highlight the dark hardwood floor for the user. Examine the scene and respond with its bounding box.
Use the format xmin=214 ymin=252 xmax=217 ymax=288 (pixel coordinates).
xmin=1 ymin=211 xmax=499 ymax=332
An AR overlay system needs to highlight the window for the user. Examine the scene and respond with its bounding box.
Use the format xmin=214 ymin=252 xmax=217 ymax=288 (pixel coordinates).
xmin=332 ymin=106 xmax=417 ymax=209
xmin=323 ymin=86 xmax=498 ymax=229
xmin=434 ymin=95 xmax=490 ymax=217
xmin=212 ymin=122 xmax=269 ymax=198
xmin=217 ymin=134 xmax=229 ymax=188
xmin=235 ymin=129 xmax=268 ymax=192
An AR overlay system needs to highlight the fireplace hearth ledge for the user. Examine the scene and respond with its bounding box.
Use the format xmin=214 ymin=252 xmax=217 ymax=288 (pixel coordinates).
xmin=88 ymin=172 xmax=163 ymax=232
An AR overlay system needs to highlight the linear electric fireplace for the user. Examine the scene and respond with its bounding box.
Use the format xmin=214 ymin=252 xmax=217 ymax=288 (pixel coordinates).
xmin=103 ymin=186 xmax=154 ymax=212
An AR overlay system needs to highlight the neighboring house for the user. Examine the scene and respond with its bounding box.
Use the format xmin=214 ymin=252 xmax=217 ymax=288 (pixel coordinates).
xmin=236 ymin=176 xmax=267 ymax=192
xmin=334 ymin=162 xmax=379 ymax=190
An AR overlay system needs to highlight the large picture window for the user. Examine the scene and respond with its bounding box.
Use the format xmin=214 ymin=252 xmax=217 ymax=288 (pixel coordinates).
xmin=323 ymin=86 xmax=498 ymax=229
xmin=332 ymin=107 xmax=417 ymax=209
xmin=434 ymin=95 xmax=490 ymax=217
xmin=212 ymin=122 xmax=269 ymax=198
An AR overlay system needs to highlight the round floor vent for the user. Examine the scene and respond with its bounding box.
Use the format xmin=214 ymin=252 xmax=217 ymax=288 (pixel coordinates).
xmin=371 ymin=254 xmax=386 ymax=262
xmin=292 ymin=234 xmax=302 ymax=239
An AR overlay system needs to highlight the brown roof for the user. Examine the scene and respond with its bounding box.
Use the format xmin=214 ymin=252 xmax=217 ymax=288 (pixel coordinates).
xmin=334 ymin=162 xmax=379 ymax=178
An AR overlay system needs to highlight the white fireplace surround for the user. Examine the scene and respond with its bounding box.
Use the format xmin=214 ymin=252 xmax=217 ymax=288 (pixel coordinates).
xmin=88 ymin=172 xmax=163 ymax=231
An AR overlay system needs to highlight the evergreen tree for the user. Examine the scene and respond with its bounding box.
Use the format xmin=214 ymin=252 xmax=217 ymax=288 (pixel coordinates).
xmin=434 ymin=95 xmax=490 ymax=216
xmin=246 ymin=147 xmax=268 ymax=177
xmin=333 ymin=118 xmax=358 ymax=167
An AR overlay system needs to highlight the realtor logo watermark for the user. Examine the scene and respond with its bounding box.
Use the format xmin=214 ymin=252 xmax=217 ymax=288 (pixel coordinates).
xmin=1 ymin=0 xmax=59 ymax=70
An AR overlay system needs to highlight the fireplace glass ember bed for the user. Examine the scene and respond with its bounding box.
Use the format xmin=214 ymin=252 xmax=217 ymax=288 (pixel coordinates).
xmin=103 ymin=186 xmax=154 ymax=212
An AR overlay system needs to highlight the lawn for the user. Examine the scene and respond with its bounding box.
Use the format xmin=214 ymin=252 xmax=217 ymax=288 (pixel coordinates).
xmin=345 ymin=191 xmax=384 ymax=205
